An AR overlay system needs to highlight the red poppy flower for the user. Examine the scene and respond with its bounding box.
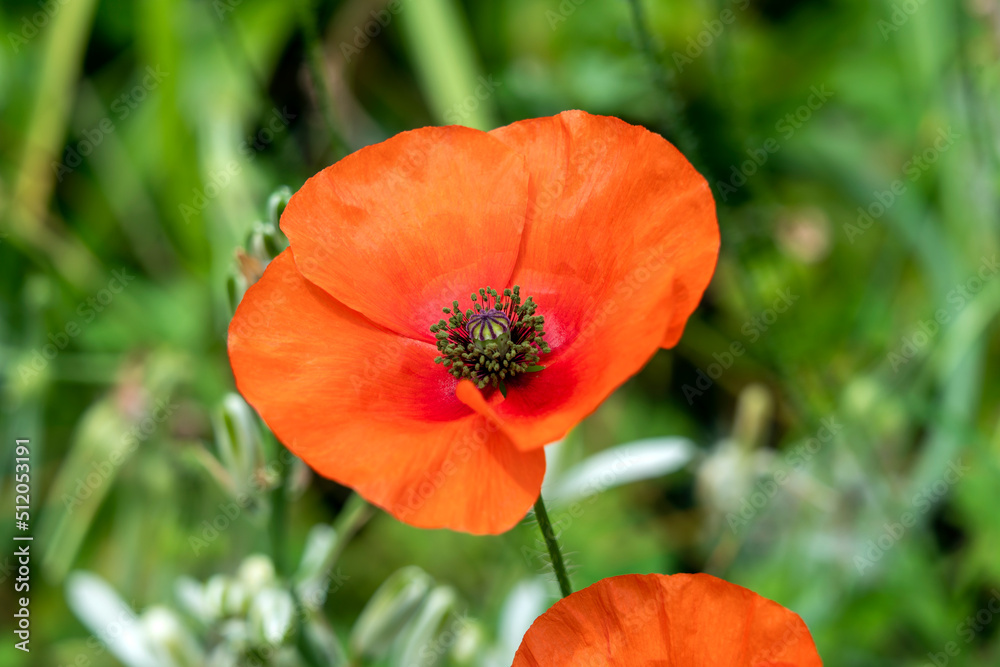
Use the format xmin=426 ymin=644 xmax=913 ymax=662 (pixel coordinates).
xmin=228 ymin=110 xmax=718 ymax=534
xmin=511 ymin=573 xmax=823 ymax=666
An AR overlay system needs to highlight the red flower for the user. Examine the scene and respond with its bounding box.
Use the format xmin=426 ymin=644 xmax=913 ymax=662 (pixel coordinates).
xmin=228 ymin=111 xmax=718 ymax=534
xmin=511 ymin=573 xmax=823 ymax=666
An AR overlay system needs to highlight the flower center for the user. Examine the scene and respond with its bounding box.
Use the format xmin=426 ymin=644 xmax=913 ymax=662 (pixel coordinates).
xmin=430 ymin=286 xmax=550 ymax=392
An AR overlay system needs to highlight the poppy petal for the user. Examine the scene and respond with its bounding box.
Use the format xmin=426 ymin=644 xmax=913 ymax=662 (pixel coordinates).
xmin=512 ymin=573 xmax=823 ymax=666
xmin=489 ymin=110 xmax=718 ymax=351
xmin=280 ymin=125 xmax=530 ymax=343
xmin=228 ymin=250 xmax=545 ymax=534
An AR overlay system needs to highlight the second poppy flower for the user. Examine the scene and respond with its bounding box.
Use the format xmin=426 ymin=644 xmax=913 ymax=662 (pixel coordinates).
xmin=512 ymin=573 xmax=823 ymax=665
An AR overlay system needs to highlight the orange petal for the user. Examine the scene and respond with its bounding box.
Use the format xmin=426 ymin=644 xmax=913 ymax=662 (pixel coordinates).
xmin=279 ymin=126 xmax=529 ymax=343
xmin=512 ymin=573 xmax=823 ymax=666
xmin=489 ymin=110 xmax=719 ymax=351
xmin=228 ymin=250 xmax=544 ymax=534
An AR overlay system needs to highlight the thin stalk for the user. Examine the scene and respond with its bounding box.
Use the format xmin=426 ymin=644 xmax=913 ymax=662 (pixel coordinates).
xmin=269 ymin=450 xmax=293 ymax=577
xmin=534 ymin=494 xmax=572 ymax=598
xmin=625 ymin=0 xmax=699 ymax=162
xmin=296 ymin=0 xmax=346 ymax=155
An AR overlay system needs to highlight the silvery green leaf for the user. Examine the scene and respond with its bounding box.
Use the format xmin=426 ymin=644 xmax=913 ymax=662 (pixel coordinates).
xmin=296 ymin=524 xmax=338 ymax=581
xmin=448 ymin=618 xmax=483 ymax=665
xmin=492 ymin=578 xmax=547 ymax=665
xmin=202 ymin=575 xmax=228 ymax=620
xmin=300 ymin=615 xmax=349 ymax=667
xmin=65 ymin=571 xmax=158 ymax=667
xmin=141 ymin=606 xmax=206 ymax=667
xmin=39 ymin=400 xmax=135 ymax=581
xmin=267 ymin=186 xmax=293 ymax=228
xmin=223 ymin=581 xmax=249 ymax=618
xmin=237 ymin=554 xmax=277 ymax=595
xmin=248 ymin=222 xmax=282 ymax=261
xmin=541 ymin=439 xmax=568 ymax=479
xmin=202 ymin=573 xmax=250 ymax=618
xmin=174 ymin=576 xmax=211 ymax=625
xmin=294 ymin=524 xmax=339 ymax=608
xmin=214 ymin=393 xmax=265 ymax=493
xmin=696 ymin=439 xmax=774 ymax=514
xmin=349 ymin=566 xmax=433 ymax=660
xmin=217 ymin=619 xmax=249 ymax=651
xmin=247 ymin=587 xmax=295 ymax=646
xmin=206 ymin=644 xmax=239 ymax=667
xmin=389 ymin=585 xmax=459 ymax=667
xmin=546 ymin=437 xmax=696 ymax=504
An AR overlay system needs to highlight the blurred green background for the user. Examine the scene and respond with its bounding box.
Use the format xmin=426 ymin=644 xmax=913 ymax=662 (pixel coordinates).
xmin=2 ymin=0 xmax=999 ymax=665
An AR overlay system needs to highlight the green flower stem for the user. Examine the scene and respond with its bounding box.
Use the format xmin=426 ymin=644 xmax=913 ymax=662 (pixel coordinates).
xmin=295 ymin=0 xmax=346 ymax=155
xmin=625 ymin=0 xmax=699 ymax=162
xmin=534 ymin=493 xmax=573 ymax=598
xmin=269 ymin=450 xmax=293 ymax=577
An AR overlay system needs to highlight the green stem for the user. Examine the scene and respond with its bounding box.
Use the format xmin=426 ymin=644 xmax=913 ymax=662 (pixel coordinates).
xmin=269 ymin=450 xmax=293 ymax=577
xmin=295 ymin=0 xmax=346 ymax=155
xmin=534 ymin=494 xmax=572 ymax=598
xmin=625 ymin=0 xmax=699 ymax=163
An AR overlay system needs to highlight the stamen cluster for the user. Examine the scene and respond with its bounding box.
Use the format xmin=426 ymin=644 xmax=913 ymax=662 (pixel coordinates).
xmin=430 ymin=286 xmax=550 ymax=390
